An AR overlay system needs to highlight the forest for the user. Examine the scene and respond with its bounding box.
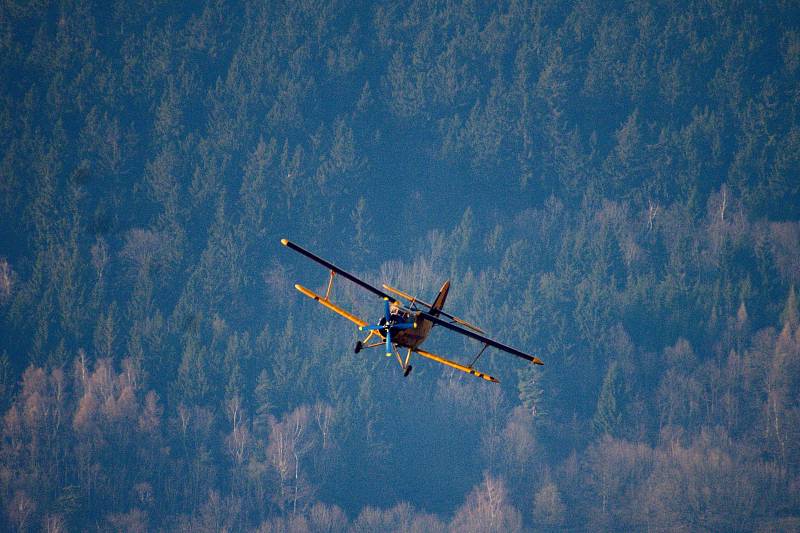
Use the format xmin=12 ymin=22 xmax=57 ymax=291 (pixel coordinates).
xmin=1 ymin=0 xmax=799 ymax=531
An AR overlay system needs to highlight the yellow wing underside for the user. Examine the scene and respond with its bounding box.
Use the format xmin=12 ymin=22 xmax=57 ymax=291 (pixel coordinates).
xmin=293 ymin=284 xmax=499 ymax=383
xmin=294 ymin=283 xmax=368 ymax=327
xmin=412 ymin=348 xmax=499 ymax=383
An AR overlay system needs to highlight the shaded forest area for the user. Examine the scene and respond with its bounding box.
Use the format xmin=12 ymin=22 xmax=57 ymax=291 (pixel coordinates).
xmin=1 ymin=0 xmax=800 ymax=530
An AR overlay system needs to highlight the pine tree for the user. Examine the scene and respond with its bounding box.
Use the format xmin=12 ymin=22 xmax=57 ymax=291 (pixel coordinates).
xmin=93 ymin=302 xmax=116 ymax=360
xmin=175 ymin=328 xmax=210 ymax=405
xmin=593 ymin=360 xmax=624 ymax=436
xmin=253 ymin=369 xmax=272 ymax=437
xmin=780 ymin=285 xmax=798 ymax=329
xmin=518 ymin=365 xmax=545 ymax=420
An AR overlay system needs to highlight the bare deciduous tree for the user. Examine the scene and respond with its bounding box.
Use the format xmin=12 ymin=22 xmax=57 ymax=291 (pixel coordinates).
xmin=0 ymin=257 xmax=14 ymax=303
xmin=449 ymin=473 xmax=522 ymax=533
xmin=267 ymin=405 xmax=316 ymax=513
xmin=533 ymin=479 xmax=566 ymax=527
xmin=7 ymin=490 xmax=36 ymax=532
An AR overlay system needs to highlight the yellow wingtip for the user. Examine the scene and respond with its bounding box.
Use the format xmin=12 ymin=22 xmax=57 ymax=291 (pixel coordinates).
xmin=281 ymin=238 xmax=289 ymax=246
xmin=533 ymin=357 xmax=544 ymax=365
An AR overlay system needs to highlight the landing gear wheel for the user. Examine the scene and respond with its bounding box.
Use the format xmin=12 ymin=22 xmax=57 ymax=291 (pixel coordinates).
xmin=354 ymin=341 xmax=363 ymax=354
xmin=403 ymin=365 xmax=413 ymax=377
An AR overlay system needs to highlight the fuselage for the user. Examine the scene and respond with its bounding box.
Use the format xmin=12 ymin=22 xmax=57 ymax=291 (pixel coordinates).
xmin=384 ymin=280 xmax=450 ymax=349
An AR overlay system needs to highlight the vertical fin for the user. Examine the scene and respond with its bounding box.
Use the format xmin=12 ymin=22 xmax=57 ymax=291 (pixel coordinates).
xmin=430 ymin=280 xmax=450 ymax=316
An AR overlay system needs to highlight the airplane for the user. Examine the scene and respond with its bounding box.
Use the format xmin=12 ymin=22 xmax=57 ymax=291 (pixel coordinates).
xmin=280 ymin=238 xmax=544 ymax=383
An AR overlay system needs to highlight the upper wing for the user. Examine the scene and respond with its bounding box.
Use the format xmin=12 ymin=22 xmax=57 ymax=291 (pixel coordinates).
xmin=282 ymin=239 xmax=398 ymax=303
xmin=418 ymin=311 xmax=544 ymax=365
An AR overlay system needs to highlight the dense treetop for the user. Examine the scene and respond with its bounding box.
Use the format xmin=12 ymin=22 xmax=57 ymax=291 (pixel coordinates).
xmin=1 ymin=1 xmax=799 ymax=531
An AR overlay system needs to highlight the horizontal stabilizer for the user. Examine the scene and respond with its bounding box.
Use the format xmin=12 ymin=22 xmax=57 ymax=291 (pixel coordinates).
xmin=382 ymin=283 xmax=486 ymax=334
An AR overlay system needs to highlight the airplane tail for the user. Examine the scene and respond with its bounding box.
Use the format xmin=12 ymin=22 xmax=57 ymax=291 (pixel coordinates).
xmin=430 ymin=280 xmax=450 ymax=316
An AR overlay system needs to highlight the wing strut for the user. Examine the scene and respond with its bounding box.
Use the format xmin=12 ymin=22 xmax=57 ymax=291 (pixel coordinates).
xmin=325 ymin=270 xmax=335 ymax=300
xmin=469 ymin=343 xmax=491 ymax=368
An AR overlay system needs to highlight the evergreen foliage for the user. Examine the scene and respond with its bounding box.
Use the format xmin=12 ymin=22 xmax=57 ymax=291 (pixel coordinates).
xmin=0 ymin=0 xmax=799 ymax=530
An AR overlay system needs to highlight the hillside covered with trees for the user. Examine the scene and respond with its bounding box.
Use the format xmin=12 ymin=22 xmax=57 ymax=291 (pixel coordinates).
xmin=1 ymin=0 xmax=799 ymax=531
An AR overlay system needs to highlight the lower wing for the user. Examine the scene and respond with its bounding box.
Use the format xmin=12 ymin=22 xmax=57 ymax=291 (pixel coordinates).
xmin=414 ymin=348 xmax=499 ymax=383
xmin=294 ymin=283 xmax=369 ymax=328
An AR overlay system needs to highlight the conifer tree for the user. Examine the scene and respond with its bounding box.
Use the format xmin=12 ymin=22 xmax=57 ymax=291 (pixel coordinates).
xmin=593 ymin=360 xmax=624 ymax=436
xmin=253 ymin=369 xmax=272 ymax=437
xmin=780 ymin=285 xmax=798 ymax=328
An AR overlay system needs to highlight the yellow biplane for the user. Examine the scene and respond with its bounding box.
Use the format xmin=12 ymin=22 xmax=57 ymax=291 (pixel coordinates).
xmin=281 ymin=239 xmax=543 ymax=383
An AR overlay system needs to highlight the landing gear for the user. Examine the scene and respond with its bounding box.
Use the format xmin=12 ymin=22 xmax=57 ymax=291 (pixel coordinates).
xmin=403 ymin=365 xmax=413 ymax=377
xmin=354 ymin=341 xmax=362 ymax=353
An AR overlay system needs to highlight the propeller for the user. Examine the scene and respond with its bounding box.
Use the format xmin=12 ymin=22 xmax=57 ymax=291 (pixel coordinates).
xmin=359 ymin=298 xmax=416 ymax=356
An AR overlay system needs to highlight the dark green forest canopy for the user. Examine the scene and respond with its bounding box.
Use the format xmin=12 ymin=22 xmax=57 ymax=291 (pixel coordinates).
xmin=1 ymin=0 xmax=799 ymax=531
